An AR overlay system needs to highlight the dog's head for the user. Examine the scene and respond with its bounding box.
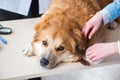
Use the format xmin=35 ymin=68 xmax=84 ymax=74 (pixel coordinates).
xmin=32 ymin=15 xmax=89 ymax=69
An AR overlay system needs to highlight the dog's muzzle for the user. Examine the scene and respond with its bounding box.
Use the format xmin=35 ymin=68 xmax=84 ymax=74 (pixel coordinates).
xmin=40 ymin=57 xmax=49 ymax=67
xmin=39 ymin=53 xmax=58 ymax=69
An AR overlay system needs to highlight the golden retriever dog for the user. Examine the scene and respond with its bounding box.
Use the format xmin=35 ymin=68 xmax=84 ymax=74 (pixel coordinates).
xmin=25 ymin=0 xmax=114 ymax=69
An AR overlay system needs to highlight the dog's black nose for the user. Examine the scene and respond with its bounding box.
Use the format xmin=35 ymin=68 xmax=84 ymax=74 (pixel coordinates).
xmin=40 ymin=58 xmax=49 ymax=67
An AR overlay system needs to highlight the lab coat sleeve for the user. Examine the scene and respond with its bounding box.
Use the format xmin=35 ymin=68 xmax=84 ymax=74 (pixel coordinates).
xmin=99 ymin=0 xmax=120 ymax=25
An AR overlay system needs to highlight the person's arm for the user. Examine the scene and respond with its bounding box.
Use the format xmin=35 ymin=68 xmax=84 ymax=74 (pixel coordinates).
xmin=83 ymin=0 xmax=120 ymax=39
xmin=99 ymin=0 xmax=120 ymax=25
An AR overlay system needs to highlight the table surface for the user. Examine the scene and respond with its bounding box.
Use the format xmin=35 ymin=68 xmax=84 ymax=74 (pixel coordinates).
xmin=0 ymin=18 xmax=120 ymax=80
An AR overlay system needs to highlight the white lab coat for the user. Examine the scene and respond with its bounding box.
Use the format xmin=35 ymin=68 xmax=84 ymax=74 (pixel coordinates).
xmin=0 ymin=0 xmax=51 ymax=16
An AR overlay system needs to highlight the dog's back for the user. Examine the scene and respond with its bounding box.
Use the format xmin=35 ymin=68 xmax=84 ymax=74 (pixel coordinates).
xmin=47 ymin=0 xmax=113 ymax=26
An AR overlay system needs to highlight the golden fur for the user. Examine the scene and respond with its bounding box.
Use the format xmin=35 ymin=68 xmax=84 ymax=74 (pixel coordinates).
xmin=27 ymin=0 xmax=114 ymax=69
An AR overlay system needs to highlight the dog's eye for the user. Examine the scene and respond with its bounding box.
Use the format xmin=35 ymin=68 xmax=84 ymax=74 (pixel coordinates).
xmin=56 ymin=46 xmax=64 ymax=51
xmin=42 ymin=40 xmax=48 ymax=46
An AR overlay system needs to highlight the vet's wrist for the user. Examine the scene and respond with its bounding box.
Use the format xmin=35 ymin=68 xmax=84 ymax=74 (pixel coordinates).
xmin=117 ymin=40 xmax=120 ymax=55
xmin=96 ymin=12 xmax=104 ymax=26
xmin=99 ymin=9 xmax=110 ymax=25
xmin=112 ymin=41 xmax=119 ymax=55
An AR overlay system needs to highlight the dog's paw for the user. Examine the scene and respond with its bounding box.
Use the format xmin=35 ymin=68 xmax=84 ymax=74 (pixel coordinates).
xmin=22 ymin=46 xmax=35 ymax=57
xmin=108 ymin=21 xmax=118 ymax=30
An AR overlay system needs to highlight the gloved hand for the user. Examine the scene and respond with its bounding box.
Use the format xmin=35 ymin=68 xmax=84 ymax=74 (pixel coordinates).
xmin=82 ymin=12 xmax=103 ymax=39
xmin=86 ymin=42 xmax=118 ymax=62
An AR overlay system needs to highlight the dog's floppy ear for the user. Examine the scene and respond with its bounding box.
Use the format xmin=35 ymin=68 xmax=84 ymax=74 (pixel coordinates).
xmin=71 ymin=25 xmax=90 ymax=66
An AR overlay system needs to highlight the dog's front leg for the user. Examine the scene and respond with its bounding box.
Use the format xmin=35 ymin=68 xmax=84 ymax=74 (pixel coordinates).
xmin=22 ymin=45 xmax=36 ymax=57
